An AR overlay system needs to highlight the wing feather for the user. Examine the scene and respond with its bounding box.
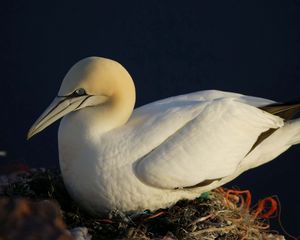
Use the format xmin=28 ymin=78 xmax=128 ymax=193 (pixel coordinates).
xmin=134 ymin=98 xmax=283 ymax=189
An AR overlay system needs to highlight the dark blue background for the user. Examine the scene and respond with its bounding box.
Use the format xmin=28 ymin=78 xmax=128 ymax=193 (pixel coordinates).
xmin=1 ymin=0 xmax=299 ymax=236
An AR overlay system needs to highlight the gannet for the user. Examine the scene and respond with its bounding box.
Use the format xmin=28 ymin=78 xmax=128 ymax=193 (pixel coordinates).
xmin=28 ymin=57 xmax=300 ymax=214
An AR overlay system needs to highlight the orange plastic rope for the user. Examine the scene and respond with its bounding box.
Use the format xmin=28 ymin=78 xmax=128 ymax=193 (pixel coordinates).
xmin=143 ymin=211 xmax=167 ymax=221
xmin=225 ymin=189 xmax=252 ymax=209
xmin=253 ymin=197 xmax=278 ymax=219
xmin=98 ymin=219 xmax=114 ymax=224
xmin=223 ymin=188 xmax=278 ymax=220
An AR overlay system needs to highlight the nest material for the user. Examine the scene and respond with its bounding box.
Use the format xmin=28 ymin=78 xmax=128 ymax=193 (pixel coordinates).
xmin=0 ymin=169 xmax=286 ymax=240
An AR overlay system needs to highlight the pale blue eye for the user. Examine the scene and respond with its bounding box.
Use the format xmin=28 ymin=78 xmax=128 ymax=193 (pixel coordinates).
xmin=75 ymin=88 xmax=86 ymax=96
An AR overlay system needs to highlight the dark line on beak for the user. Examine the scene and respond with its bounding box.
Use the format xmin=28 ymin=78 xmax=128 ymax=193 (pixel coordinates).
xmin=32 ymin=98 xmax=70 ymax=134
xmin=38 ymin=98 xmax=68 ymax=124
xmin=34 ymin=95 xmax=94 ymax=134
xmin=75 ymin=95 xmax=93 ymax=110
xmin=45 ymin=95 xmax=92 ymax=125
xmin=45 ymin=101 xmax=71 ymax=123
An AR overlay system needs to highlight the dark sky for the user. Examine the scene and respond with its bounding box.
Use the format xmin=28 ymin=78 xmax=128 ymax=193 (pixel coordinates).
xmin=1 ymin=0 xmax=300 ymax=235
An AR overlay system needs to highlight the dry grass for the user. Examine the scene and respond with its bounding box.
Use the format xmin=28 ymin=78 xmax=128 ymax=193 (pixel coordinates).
xmin=0 ymin=169 xmax=286 ymax=240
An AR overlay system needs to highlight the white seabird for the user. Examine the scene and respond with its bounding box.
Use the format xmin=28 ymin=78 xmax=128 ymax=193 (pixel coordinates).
xmin=28 ymin=57 xmax=300 ymax=214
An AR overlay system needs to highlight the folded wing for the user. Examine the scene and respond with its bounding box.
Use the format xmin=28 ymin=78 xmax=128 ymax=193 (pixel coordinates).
xmin=134 ymin=98 xmax=283 ymax=189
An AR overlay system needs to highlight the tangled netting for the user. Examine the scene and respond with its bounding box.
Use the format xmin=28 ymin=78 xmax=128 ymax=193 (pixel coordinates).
xmin=1 ymin=168 xmax=295 ymax=240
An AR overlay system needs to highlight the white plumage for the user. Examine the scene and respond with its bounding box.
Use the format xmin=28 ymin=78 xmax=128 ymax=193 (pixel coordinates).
xmin=28 ymin=57 xmax=300 ymax=214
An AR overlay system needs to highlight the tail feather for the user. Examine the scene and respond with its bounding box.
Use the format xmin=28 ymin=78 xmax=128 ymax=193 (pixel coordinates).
xmin=248 ymin=100 xmax=300 ymax=154
xmin=287 ymin=119 xmax=300 ymax=145
xmin=260 ymin=101 xmax=300 ymax=121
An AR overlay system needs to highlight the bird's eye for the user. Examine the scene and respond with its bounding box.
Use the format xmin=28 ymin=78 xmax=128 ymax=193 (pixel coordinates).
xmin=75 ymin=88 xmax=86 ymax=96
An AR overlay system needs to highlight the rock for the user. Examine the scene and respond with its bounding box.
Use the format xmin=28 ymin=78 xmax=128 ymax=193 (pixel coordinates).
xmin=0 ymin=197 xmax=73 ymax=240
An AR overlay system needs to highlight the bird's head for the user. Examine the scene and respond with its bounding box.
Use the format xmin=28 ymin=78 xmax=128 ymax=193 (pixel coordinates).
xmin=27 ymin=57 xmax=135 ymax=139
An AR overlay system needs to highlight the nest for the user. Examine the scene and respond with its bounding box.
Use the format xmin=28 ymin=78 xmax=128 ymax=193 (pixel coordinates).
xmin=0 ymin=168 xmax=286 ymax=240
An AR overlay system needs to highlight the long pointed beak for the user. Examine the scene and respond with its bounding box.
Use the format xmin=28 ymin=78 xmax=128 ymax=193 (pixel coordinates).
xmin=27 ymin=96 xmax=89 ymax=139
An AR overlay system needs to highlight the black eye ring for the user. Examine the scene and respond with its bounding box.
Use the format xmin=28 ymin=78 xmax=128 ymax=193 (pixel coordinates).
xmin=57 ymin=88 xmax=87 ymax=98
xmin=74 ymin=88 xmax=86 ymax=96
